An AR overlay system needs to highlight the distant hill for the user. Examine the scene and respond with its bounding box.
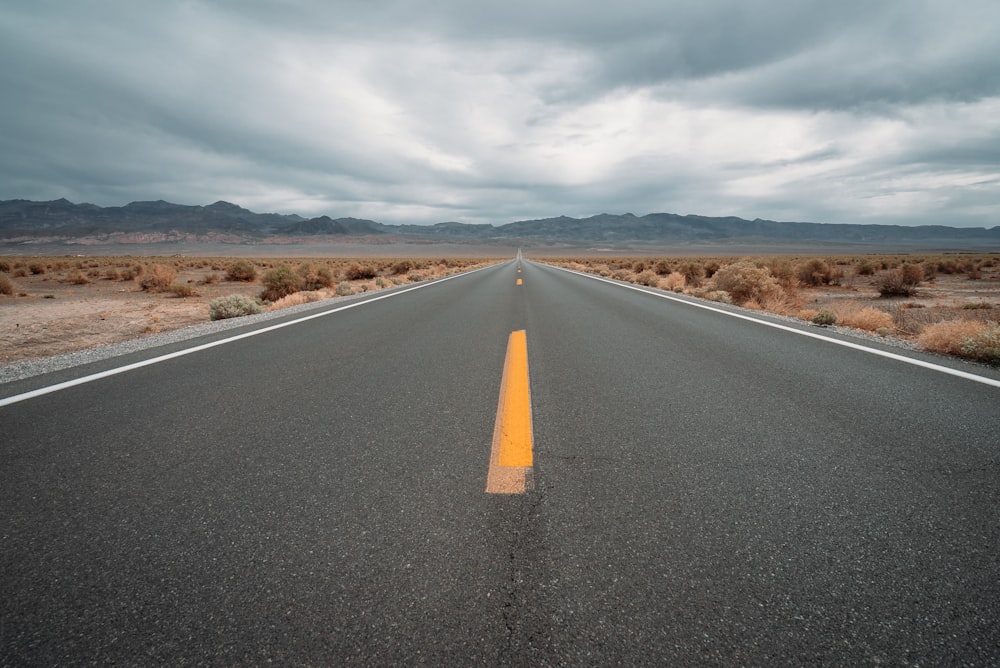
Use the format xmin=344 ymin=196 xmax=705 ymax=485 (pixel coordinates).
xmin=1 ymin=198 xmax=998 ymax=249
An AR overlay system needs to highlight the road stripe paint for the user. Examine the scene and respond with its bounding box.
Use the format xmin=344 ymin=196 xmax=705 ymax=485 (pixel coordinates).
xmin=548 ymin=263 xmax=1000 ymax=389
xmin=0 ymin=263 xmax=502 ymax=408
xmin=486 ymin=330 xmax=534 ymax=494
xmin=517 ymin=278 xmax=523 ymax=285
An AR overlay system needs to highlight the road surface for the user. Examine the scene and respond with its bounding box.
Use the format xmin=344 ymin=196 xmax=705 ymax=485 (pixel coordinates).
xmin=3 ymin=259 xmax=999 ymax=665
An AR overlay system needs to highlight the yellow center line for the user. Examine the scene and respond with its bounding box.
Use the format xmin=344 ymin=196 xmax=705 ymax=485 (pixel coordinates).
xmin=486 ymin=330 xmax=534 ymax=494
xmin=517 ymin=278 xmax=523 ymax=285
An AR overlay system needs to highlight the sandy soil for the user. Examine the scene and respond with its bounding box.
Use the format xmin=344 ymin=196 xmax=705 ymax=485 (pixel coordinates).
xmin=0 ymin=257 xmax=492 ymax=365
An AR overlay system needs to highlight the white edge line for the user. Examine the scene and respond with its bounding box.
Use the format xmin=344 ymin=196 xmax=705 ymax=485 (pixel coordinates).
xmin=541 ymin=262 xmax=1000 ymax=389
xmin=0 ymin=264 xmax=500 ymax=408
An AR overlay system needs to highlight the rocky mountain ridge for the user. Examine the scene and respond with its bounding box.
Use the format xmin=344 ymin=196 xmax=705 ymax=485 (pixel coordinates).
xmin=2 ymin=198 xmax=997 ymax=248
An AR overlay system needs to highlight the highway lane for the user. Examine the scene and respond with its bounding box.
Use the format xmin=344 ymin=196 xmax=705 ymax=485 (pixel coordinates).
xmin=2 ymin=258 xmax=999 ymax=665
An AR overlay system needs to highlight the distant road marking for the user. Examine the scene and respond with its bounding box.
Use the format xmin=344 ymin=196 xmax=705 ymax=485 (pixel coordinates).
xmin=486 ymin=330 xmax=534 ymax=494
xmin=547 ymin=264 xmax=1000 ymax=389
xmin=0 ymin=264 xmax=502 ymax=408
xmin=517 ymin=278 xmax=523 ymax=285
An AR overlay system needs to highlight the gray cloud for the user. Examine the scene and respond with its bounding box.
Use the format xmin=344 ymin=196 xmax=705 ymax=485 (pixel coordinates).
xmin=1 ymin=1 xmax=998 ymax=227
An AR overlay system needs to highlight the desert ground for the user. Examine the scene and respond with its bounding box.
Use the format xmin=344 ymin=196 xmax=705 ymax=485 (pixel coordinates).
xmin=0 ymin=255 xmax=498 ymax=365
xmin=1 ymin=252 xmax=998 ymax=368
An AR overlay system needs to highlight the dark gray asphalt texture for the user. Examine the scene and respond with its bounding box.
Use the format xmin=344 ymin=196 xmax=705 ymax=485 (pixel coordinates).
xmin=2 ymin=260 xmax=999 ymax=665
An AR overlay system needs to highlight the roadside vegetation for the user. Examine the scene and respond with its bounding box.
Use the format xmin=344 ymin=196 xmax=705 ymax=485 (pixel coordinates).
xmin=2 ymin=252 xmax=997 ymax=367
xmin=543 ymin=253 xmax=1000 ymax=365
xmin=1 ymin=255 xmax=495 ymax=311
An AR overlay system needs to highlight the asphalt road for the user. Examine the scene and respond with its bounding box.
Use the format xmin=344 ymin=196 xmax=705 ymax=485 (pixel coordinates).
xmin=2 ymin=259 xmax=999 ymax=665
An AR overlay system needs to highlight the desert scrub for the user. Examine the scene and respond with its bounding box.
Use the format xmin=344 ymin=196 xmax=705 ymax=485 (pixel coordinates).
xmin=796 ymin=258 xmax=836 ymax=286
xmin=0 ymin=273 xmax=14 ymax=296
xmin=837 ymin=306 xmax=893 ymax=332
xmin=856 ymin=259 xmax=878 ymax=276
xmin=679 ymin=261 xmax=705 ymax=287
xmin=390 ymin=260 xmax=414 ymax=275
xmin=918 ymin=320 xmax=1000 ymax=363
xmin=634 ymin=270 xmax=659 ymax=287
xmin=663 ymin=272 xmax=686 ymax=291
xmin=209 ymin=294 xmax=263 ymax=320
xmin=226 ymin=260 xmax=257 ymax=282
xmin=65 ymin=270 xmax=91 ymax=285
xmin=876 ymin=264 xmax=923 ymax=297
xmin=260 ymin=265 xmax=301 ymax=301
xmin=811 ymin=310 xmax=837 ymax=326
xmin=711 ymin=261 xmax=785 ymax=306
xmin=139 ymin=264 xmax=178 ymax=291
xmin=168 ymin=282 xmax=197 ymax=298
xmin=297 ymin=263 xmax=334 ymax=290
xmin=335 ymin=282 xmax=354 ymax=296
xmin=344 ymin=263 xmax=377 ymax=280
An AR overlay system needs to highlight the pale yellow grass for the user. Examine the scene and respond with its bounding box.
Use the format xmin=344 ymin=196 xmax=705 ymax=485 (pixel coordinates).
xmin=918 ymin=320 xmax=1000 ymax=362
xmin=661 ymin=272 xmax=686 ymax=291
xmin=836 ymin=304 xmax=895 ymax=332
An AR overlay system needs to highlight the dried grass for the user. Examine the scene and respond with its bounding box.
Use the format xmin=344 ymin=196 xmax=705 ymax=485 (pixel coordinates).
xmin=662 ymin=272 xmax=686 ymax=291
xmin=139 ymin=264 xmax=177 ymax=291
xmin=918 ymin=320 xmax=1000 ymax=362
xmin=837 ymin=305 xmax=894 ymax=332
xmin=710 ymin=261 xmax=786 ymax=306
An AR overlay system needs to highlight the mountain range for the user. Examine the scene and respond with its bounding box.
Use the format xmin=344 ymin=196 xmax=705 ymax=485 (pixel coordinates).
xmin=1 ymin=198 xmax=998 ymax=249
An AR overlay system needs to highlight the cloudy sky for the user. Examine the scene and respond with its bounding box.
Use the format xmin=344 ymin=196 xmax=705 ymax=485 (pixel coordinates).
xmin=2 ymin=1 xmax=999 ymax=227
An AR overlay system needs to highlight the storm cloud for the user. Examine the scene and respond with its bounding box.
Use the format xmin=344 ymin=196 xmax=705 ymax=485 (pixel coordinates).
xmin=2 ymin=1 xmax=998 ymax=227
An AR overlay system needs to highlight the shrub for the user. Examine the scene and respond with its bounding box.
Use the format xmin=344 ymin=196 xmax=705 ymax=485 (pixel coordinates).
xmin=0 ymin=273 xmax=14 ymax=296
xmin=652 ymin=259 xmax=671 ymax=276
xmin=65 ymin=270 xmax=90 ymax=285
xmin=390 ymin=260 xmax=414 ymax=275
xmin=260 ymin=265 xmax=301 ymax=301
xmin=344 ymin=263 xmax=377 ymax=280
xmin=268 ymin=291 xmax=320 ymax=309
xmin=918 ymin=320 xmax=1000 ymax=363
xmin=796 ymin=259 xmax=835 ymax=286
xmin=209 ymin=294 xmax=263 ymax=320
xmin=679 ymin=261 xmax=705 ymax=287
xmin=335 ymin=282 xmax=354 ymax=296
xmin=0 ymin=260 xmax=10 ymax=272
xmin=28 ymin=262 xmax=46 ymax=275
xmin=856 ymin=259 xmax=877 ymax=276
xmin=663 ymin=272 xmax=686 ymax=291
xmin=811 ymin=310 xmax=837 ymax=326
xmin=297 ymin=263 xmax=334 ymax=290
xmin=767 ymin=259 xmax=796 ymax=287
xmin=711 ymin=261 xmax=785 ymax=306
xmin=634 ymin=270 xmax=659 ymax=287
xmin=406 ymin=272 xmax=425 ymax=282
xmin=139 ymin=264 xmax=178 ymax=291
xmin=876 ymin=264 xmax=923 ymax=297
xmin=168 ymin=282 xmax=197 ymax=297
xmin=838 ymin=306 xmax=893 ymax=332
xmin=226 ymin=260 xmax=257 ymax=282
